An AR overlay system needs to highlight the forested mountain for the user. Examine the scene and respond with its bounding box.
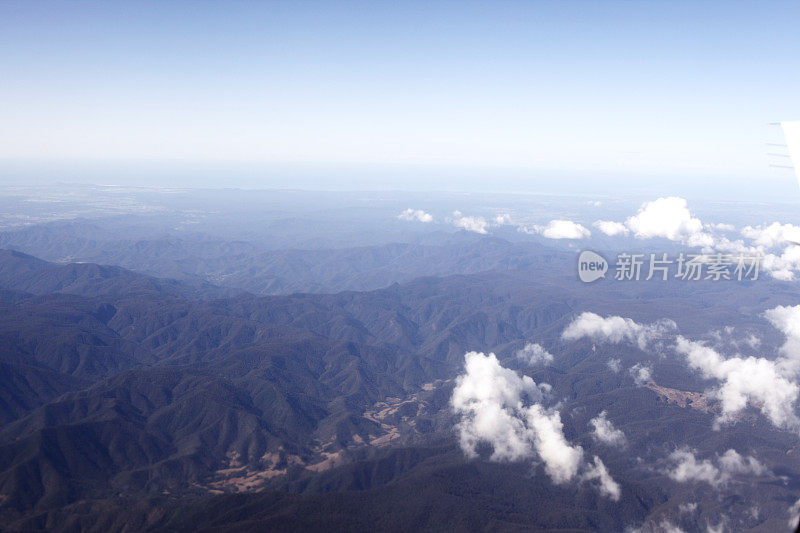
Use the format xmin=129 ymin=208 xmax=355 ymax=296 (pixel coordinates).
xmin=0 ymin=249 xmax=799 ymax=531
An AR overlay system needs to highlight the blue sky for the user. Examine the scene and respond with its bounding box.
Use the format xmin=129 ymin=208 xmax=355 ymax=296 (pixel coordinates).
xmin=1 ymin=0 xmax=799 ymax=194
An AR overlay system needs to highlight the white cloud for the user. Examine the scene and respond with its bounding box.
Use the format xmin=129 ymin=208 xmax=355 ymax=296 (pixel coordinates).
xmin=628 ymin=521 xmax=687 ymax=533
xmin=695 ymin=223 xmax=800 ymax=281
xmin=707 ymin=328 xmax=763 ymax=353
xmin=761 ymin=246 xmax=800 ymax=281
xmin=765 ymin=305 xmax=800 ymax=373
xmin=451 ymin=351 xmax=548 ymax=462
xmin=562 ymin=312 xmax=676 ymax=350
xmin=666 ymin=448 xmax=767 ymax=487
xmin=626 ymin=197 xmax=708 ymax=243
xmin=397 ymin=208 xmax=433 ymax=223
xmin=450 ymin=211 xmax=488 ymax=234
xmin=593 ymin=220 xmax=630 ymax=236
xmin=741 ymin=222 xmax=800 ymax=249
xmin=582 ymin=198 xmax=800 ymax=281
xmin=494 ymin=213 xmax=512 ymax=225
xmin=590 ymin=411 xmax=627 ymax=447
xmin=675 ymin=336 xmax=800 ymax=429
xmin=717 ymin=449 xmax=768 ymax=476
xmin=527 ymin=403 xmax=584 ymax=484
xmin=607 ymin=358 xmax=622 ymax=373
xmin=629 ymin=363 xmax=652 ymax=386
xmin=707 ymin=222 xmax=735 ymax=232
xmin=516 ymin=343 xmax=554 ymax=366
xmin=744 ymin=334 xmax=761 ymax=349
xmin=450 ymin=352 xmax=581 ymax=482
xmin=539 ymin=220 xmax=591 ymax=239
xmin=582 ymin=456 xmax=621 ymax=501
xmin=706 ymin=520 xmax=727 ymax=533
xmin=623 ymin=197 xmax=714 ymax=248
xmin=451 ymin=352 xmax=619 ymax=497
xmin=566 ymin=307 xmax=800 ymax=431
xmin=667 ymin=449 xmax=722 ymax=485
xmin=717 ymin=306 xmax=800 ymax=427
xmin=521 ymin=220 xmax=591 ymax=239
xmin=729 ymin=223 xmax=800 ymax=281
xmin=581 ymin=198 xmax=800 ymax=280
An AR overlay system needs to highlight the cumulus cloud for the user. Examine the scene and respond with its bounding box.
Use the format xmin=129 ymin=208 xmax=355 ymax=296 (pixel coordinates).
xmin=593 ymin=220 xmax=630 ymax=236
xmin=516 ymin=343 xmax=554 ymax=366
xmin=450 ymin=211 xmax=488 ymax=234
xmin=670 ymin=305 xmax=800 ymax=430
xmin=661 ymin=522 xmax=688 ymax=533
xmin=667 ymin=449 xmax=723 ymax=486
xmin=536 ymin=220 xmax=592 ymax=239
xmin=595 ymin=197 xmax=744 ymax=252
xmin=764 ymin=304 xmax=800 ymax=373
xmin=702 ymin=228 xmax=800 ymax=281
xmin=397 ymin=208 xmax=433 ymax=223
xmin=705 ymin=328 xmax=764 ymax=355
xmin=628 ymin=521 xmax=687 ymax=533
xmin=448 ymin=210 xmax=594 ymax=239
xmin=520 ymin=220 xmax=591 ymax=239
xmin=675 ymin=335 xmax=800 ymax=429
xmin=741 ymin=222 xmax=800 ymax=249
xmin=706 ymin=520 xmax=727 ymax=533
xmin=625 ymin=197 xmax=714 ymax=248
xmin=760 ymin=245 xmax=800 ymax=281
xmin=709 ymin=222 xmax=735 ymax=232
xmin=629 ymin=363 xmax=652 ymax=386
xmin=561 ymin=312 xmax=676 ymax=350
xmin=745 ymin=334 xmax=761 ymax=349
xmin=590 ymin=411 xmax=627 ymax=447
xmin=665 ymin=448 xmax=767 ymax=487
xmin=717 ymin=449 xmax=768 ymax=476
xmin=582 ymin=197 xmax=800 ymax=280
xmin=528 ymin=403 xmax=584 ymax=484
xmin=451 ymin=352 xmax=620 ymax=497
xmin=607 ymin=358 xmax=622 ymax=373
xmin=451 ymin=351 xmax=549 ymax=461
xmin=719 ymin=223 xmax=800 ymax=281
xmin=494 ymin=213 xmax=512 ymax=225
xmin=583 ymin=456 xmax=621 ymax=501
xmin=654 ymin=522 xmax=687 ymax=533
xmin=565 ymin=306 xmax=800 ymax=431
xmin=445 ymin=210 xmax=520 ymax=234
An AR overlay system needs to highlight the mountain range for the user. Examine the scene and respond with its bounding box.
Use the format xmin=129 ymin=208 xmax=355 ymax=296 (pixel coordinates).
xmin=0 ymin=246 xmax=798 ymax=531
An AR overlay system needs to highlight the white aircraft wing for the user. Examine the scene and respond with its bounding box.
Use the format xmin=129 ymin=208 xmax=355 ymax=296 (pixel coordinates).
xmin=781 ymin=120 xmax=800 ymax=187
